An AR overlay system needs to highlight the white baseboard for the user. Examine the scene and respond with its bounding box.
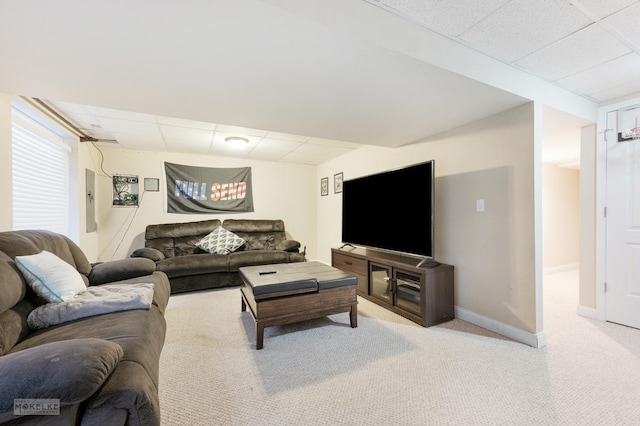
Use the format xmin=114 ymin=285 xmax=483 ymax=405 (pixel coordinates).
xmin=576 ymin=305 xmax=597 ymax=319
xmin=455 ymin=306 xmax=547 ymax=348
xmin=543 ymin=263 xmax=579 ymax=274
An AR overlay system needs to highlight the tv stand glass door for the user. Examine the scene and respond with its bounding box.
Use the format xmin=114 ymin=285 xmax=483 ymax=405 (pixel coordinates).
xmin=370 ymin=263 xmax=423 ymax=316
xmin=370 ymin=263 xmax=393 ymax=303
xmin=394 ymin=270 xmax=422 ymax=316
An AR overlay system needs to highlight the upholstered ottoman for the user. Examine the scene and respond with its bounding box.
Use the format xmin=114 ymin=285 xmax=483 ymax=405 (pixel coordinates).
xmin=239 ymin=262 xmax=358 ymax=349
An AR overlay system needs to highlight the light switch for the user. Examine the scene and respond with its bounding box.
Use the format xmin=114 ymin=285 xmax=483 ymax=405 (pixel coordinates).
xmin=476 ymin=199 xmax=485 ymax=212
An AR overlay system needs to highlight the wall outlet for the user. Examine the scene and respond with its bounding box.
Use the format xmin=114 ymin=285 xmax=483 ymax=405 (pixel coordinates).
xmin=476 ymin=199 xmax=485 ymax=212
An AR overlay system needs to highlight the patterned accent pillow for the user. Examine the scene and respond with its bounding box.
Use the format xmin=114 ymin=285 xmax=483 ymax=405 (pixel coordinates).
xmin=196 ymin=227 xmax=245 ymax=255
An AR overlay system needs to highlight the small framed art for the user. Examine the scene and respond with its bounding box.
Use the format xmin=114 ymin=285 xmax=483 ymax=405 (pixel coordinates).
xmin=144 ymin=178 xmax=160 ymax=192
xmin=321 ymin=177 xmax=329 ymax=196
xmin=334 ymin=172 xmax=343 ymax=194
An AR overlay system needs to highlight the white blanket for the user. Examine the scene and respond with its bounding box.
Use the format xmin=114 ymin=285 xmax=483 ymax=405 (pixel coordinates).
xmin=27 ymin=283 xmax=155 ymax=330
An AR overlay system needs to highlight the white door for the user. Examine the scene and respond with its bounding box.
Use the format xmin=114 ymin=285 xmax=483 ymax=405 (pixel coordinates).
xmin=605 ymin=106 xmax=640 ymax=328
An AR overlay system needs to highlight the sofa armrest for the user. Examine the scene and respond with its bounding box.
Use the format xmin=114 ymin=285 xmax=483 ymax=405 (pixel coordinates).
xmin=276 ymin=239 xmax=301 ymax=252
xmin=131 ymin=247 xmax=166 ymax=262
xmin=89 ymin=258 xmax=157 ymax=285
xmin=0 ymin=339 xmax=123 ymax=423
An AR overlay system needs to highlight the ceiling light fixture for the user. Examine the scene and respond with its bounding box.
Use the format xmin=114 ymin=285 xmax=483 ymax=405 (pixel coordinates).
xmin=225 ymin=136 xmax=250 ymax=150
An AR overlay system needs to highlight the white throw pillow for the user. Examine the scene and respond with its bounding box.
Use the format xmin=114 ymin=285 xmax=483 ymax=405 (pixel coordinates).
xmin=196 ymin=227 xmax=245 ymax=255
xmin=15 ymin=250 xmax=87 ymax=303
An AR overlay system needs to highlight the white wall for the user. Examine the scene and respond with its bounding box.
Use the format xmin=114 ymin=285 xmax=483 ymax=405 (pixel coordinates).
xmin=92 ymin=148 xmax=317 ymax=262
xmin=579 ymin=125 xmax=597 ymax=312
xmin=318 ymin=103 xmax=541 ymax=340
xmin=542 ymin=164 xmax=580 ymax=270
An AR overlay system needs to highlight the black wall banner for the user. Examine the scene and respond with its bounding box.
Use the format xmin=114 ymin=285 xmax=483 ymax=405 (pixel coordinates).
xmin=164 ymin=162 xmax=254 ymax=214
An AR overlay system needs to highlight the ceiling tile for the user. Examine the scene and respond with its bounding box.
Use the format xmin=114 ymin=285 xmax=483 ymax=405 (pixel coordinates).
xmin=602 ymin=2 xmax=640 ymax=48
xmin=516 ymin=24 xmax=631 ymax=80
xmin=588 ymin=78 xmax=640 ymax=102
xmin=61 ymin=112 xmax=101 ymax=130
xmin=166 ymin=139 xmax=211 ymax=154
xmin=52 ymin=101 xmax=92 ymax=115
xmin=215 ymin=124 xmax=268 ymax=137
xmin=95 ymin=117 xmax=163 ymax=137
xmin=208 ymin=143 xmax=250 ymax=158
xmin=279 ymin=152 xmax=323 ymax=165
xmin=247 ymin=151 xmax=286 ymax=161
xmin=160 ymin=125 xmax=213 ymax=143
xmin=573 ymin=0 xmax=639 ymax=19
xmin=290 ymin=143 xmax=335 ymax=155
xmin=307 ymin=137 xmax=362 ymax=148
xmin=264 ymin=131 xmax=309 ymax=142
xmin=254 ymin=138 xmax=301 ymax=151
xmin=84 ymin=129 xmax=116 ymax=140
xmin=164 ymin=138 xmax=211 ymax=154
xmin=85 ymin=106 xmax=157 ymax=123
xmin=376 ymin=0 xmax=510 ymax=37
xmin=109 ymin=133 xmax=166 ymax=149
xmin=459 ymin=0 xmax=593 ymax=62
xmin=558 ymin=52 xmax=640 ymax=96
xmin=157 ymin=115 xmax=216 ymax=130
xmin=325 ymin=146 xmax=359 ymax=158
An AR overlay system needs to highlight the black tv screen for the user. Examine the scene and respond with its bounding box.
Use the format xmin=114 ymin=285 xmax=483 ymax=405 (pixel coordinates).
xmin=341 ymin=161 xmax=434 ymax=258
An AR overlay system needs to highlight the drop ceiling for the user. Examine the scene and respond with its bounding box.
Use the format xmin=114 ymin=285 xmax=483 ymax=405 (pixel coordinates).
xmin=366 ymin=0 xmax=640 ymax=101
xmin=48 ymin=101 xmax=362 ymax=165
xmin=1 ymin=0 xmax=639 ymax=165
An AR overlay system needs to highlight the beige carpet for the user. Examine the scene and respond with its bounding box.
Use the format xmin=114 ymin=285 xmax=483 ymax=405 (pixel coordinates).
xmin=159 ymin=269 xmax=640 ymax=425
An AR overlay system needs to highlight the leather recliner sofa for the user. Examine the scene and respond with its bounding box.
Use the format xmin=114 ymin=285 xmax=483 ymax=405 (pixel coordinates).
xmin=131 ymin=219 xmax=306 ymax=294
xmin=0 ymin=230 xmax=170 ymax=426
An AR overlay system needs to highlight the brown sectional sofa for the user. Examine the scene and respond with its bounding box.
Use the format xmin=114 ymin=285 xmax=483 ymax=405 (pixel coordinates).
xmin=0 ymin=230 xmax=170 ymax=426
xmin=131 ymin=219 xmax=306 ymax=294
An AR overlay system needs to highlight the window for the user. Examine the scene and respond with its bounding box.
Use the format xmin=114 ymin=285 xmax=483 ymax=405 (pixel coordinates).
xmin=12 ymin=108 xmax=71 ymax=235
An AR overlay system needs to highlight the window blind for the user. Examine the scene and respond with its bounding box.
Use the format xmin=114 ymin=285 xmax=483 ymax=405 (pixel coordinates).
xmin=12 ymin=116 xmax=70 ymax=235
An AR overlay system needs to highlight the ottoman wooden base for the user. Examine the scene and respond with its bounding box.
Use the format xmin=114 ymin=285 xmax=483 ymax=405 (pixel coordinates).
xmin=239 ymin=263 xmax=357 ymax=349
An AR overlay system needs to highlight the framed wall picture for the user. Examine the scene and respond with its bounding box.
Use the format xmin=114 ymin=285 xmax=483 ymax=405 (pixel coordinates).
xmin=144 ymin=178 xmax=160 ymax=192
xmin=334 ymin=172 xmax=343 ymax=194
xmin=321 ymin=177 xmax=328 ymax=196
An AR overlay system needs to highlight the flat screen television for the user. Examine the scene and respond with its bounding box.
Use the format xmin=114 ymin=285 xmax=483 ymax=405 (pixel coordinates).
xmin=341 ymin=160 xmax=434 ymax=259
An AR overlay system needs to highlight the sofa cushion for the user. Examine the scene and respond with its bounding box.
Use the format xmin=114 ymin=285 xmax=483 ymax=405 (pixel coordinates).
xmin=145 ymin=219 xmax=222 ymax=258
xmin=0 ymin=230 xmax=92 ymax=278
xmin=0 ymin=299 xmax=35 ymax=356
xmin=0 ymin=338 xmax=123 ymax=424
xmin=223 ymin=219 xmax=288 ymax=250
xmin=156 ymin=254 xmax=230 ymax=278
xmin=276 ymin=239 xmax=301 ymax=252
xmin=174 ymin=236 xmax=206 ymax=256
xmin=131 ymin=247 xmax=166 ymax=262
xmin=15 ymin=250 xmax=86 ymax=303
xmin=197 ymin=227 xmax=245 ymax=255
xmin=10 ymin=307 xmax=167 ymax=389
xmin=0 ymin=251 xmax=25 ymax=316
xmin=228 ymin=250 xmax=291 ymax=272
xmin=146 ymin=219 xmax=221 ymax=240
xmin=88 ymin=258 xmax=157 ymax=285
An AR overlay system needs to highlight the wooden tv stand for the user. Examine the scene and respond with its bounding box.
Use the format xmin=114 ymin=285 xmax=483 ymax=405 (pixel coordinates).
xmin=332 ymin=247 xmax=454 ymax=327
